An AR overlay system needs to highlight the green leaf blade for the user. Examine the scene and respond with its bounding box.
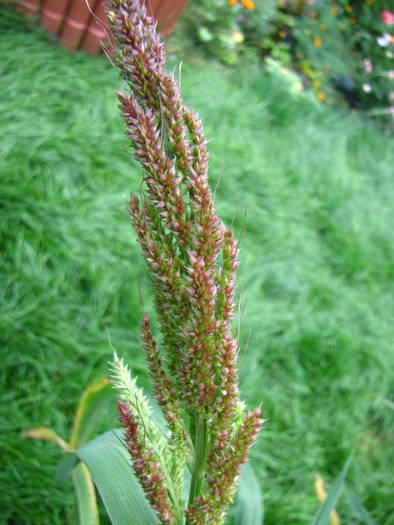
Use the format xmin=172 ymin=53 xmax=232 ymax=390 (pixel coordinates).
xmin=234 ymin=462 xmax=263 ymax=525
xmin=311 ymin=455 xmax=353 ymax=525
xmin=73 ymin=463 xmax=100 ymax=525
xmin=70 ymin=377 xmax=113 ymax=449
xmin=77 ymin=430 xmax=159 ymax=525
xmin=55 ymin=452 xmax=79 ymax=483
xmin=344 ymin=486 xmax=375 ymax=525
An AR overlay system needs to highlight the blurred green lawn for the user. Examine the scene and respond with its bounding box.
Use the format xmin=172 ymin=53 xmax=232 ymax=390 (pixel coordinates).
xmin=1 ymin=10 xmax=393 ymax=525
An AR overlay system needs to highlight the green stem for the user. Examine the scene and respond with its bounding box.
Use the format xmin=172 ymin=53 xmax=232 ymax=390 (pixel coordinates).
xmin=187 ymin=414 xmax=208 ymax=510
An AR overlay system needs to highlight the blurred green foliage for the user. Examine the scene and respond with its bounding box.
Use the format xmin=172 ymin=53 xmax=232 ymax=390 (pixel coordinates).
xmin=179 ymin=0 xmax=394 ymax=127
xmin=293 ymin=0 xmax=394 ymax=127
xmin=180 ymin=0 xmax=296 ymax=65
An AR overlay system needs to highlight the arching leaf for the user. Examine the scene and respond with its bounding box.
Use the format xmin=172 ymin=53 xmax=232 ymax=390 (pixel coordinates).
xmin=312 ymin=456 xmax=352 ymax=525
xmin=76 ymin=429 xmax=159 ymax=525
xmin=70 ymin=377 xmax=113 ymax=449
xmin=73 ymin=463 xmax=100 ymax=525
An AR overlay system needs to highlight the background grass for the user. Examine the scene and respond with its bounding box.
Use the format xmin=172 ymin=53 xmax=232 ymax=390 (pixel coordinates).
xmin=1 ymin=10 xmax=393 ymax=525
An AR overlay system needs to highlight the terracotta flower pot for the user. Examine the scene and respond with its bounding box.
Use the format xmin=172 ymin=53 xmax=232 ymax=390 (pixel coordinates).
xmin=16 ymin=0 xmax=41 ymax=17
xmin=81 ymin=1 xmax=107 ymax=55
xmin=155 ymin=0 xmax=188 ymax=36
xmin=40 ymin=0 xmax=71 ymax=33
xmin=17 ymin=0 xmax=187 ymax=54
xmin=81 ymin=0 xmax=188 ymax=55
xmin=60 ymin=0 xmax=98 ymax=50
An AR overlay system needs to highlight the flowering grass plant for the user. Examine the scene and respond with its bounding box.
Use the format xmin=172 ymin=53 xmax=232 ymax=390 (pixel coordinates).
xmin=4 ymin=6 xmax=393 ymax=525
xmin=103 ymin=1 xmax=263 ymax=523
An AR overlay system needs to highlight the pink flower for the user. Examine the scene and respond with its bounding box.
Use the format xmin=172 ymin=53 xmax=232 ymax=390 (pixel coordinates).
xmin=362 ymin=58 xmax=373 ymax=74
xmin=381 ymin=10 xmax=394 ymax=25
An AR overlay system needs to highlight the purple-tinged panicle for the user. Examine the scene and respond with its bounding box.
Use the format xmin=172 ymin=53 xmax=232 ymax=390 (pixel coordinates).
xmin=128 ymin=194 xmax=189 ymax=376
xmin=217 ymin=229 xmax=239 ymax=323
xmin=107 ymin=1 xmax=164 ymax=109
xmin=140 ymin=313 xmax=187 ymax=448
xmin=106 ymin=1 xmax=263 ymax=522
xmin=118 ymin=92 xmax=190 ymax=245
xmin=159 ymin=74 xmax=190 ymax=172
xmin=118 ymin=401 xmax=174 ymax=523
xmin=108 ymin=0 xmax=189 ymax=170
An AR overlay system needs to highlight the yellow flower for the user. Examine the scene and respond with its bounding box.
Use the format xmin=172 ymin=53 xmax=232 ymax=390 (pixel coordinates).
xmin=320 ymin=23 xmax=328 ymax=31
xmin=317 ymin=92 xmax=326 ymax=102
xmin=230 ymin=30 xmax=244 ymax=44
xmin=331 ymin=5 xmax=338 ymax=15
xmin=366 ymin=0 xmax=373 ymax=4
xmin=349 ymin=17 xmax=356 ymax=24
xmin=313 ymin=80 xmax=322 ymax=89
xmin=229 ymin=0 xmax=255 ymax=9
xmin=345 ymin=5 xmax=352 ymax=13
xmin=241 ymin=0 xmax=255 ymax=9
xmin=313 ymin=37 xmax=322 ymax=48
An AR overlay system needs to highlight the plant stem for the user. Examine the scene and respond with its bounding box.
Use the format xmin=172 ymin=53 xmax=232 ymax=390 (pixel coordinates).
xmin=187 ymin=414 xmax=208 ymax=511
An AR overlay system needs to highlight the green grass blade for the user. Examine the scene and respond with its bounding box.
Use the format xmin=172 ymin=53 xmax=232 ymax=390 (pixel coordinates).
xmin=311 ymin=456 xmax=353 ymax=525
xmin=73 ymin=463 xmax=100 ymax=525
xmin=344 ymin=485 xmax=375 ymax=525
xmin=70 ymin=377 xmax=113 ymax=449
xmin=76 ymin=430 xmax=159 ymax=525
xmin=234 ymin=462 xmax=264 ymax=525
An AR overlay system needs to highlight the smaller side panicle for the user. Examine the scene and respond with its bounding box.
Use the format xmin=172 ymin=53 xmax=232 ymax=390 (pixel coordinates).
xmin=186 ymin=408 xmax=263 ymax=524
xmin=118 ymin=401 xmax=174 ymax=523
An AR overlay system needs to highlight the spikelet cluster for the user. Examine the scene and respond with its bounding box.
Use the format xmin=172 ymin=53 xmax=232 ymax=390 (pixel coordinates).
xmin=105 ymin=1 xmax=263 ymax=523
